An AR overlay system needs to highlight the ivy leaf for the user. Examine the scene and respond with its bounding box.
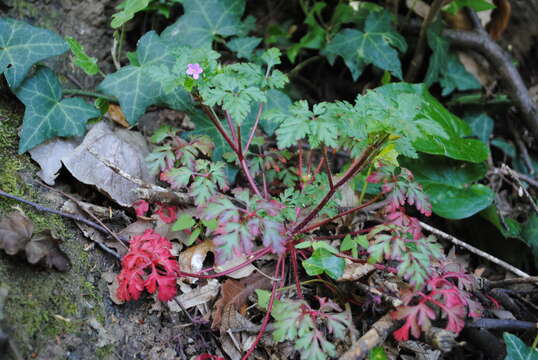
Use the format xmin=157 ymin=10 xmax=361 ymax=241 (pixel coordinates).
xmin=98 ymin=31 xmax=192 ymax=124
xmin=66 ymin=36 xmax=100 ymax=76
xmin=259 ymin=89 xmax=292 ymax=136
xmin=111 ymin=0 xmax=151 ymax=29
xmin=302 ymin=249 xmax=345 ymax=280
xmin=227 ymin=36 xmax=262 ymax=60
xmin=323 ymin=10 xmax=407 ymax=81
xmin=439 ymin=54 xmax=481 ymax=96
xmin=286 ymin=2 xmax=327 ymax=63
xmin=463 ymin=113 xmax=493 ymax=144
xmin=424 ymin=22 xmax=449 ymax=86
xmin=161 ymin=0 xmax=245 ymax=48
xmin=0 ymin=18 xmax=68 ymax=88
xmin=15 ymin=67 xmax=100 ymax=153
xmin=503 ymin=333 xmax=538 ymax=360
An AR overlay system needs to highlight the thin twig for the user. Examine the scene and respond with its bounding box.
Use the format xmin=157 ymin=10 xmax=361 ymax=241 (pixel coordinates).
xmin=442 ymin=26 xmax=538 ymax=136
xmin=322 ymin=147 xmax=334 ymax=190
xmin=419 ymin=221 xmax=530 ymax=278
xmin=37 ymin=181 xmax=128 ymax=249
xmin=488 ymin=276 xmax=538 ymax=288
xmin=405 ymin=0 xmax=444 ymax=82
xmin=467 ymin=318 xmax=538 ymax=331
xmin=0 ymin=189 xmax=121 ymax=259
xmin=500 ymin=164 xmax=538 ymax=213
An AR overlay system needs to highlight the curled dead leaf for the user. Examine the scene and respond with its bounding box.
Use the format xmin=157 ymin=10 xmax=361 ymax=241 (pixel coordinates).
xmin=25 ymin=230 xmax=71 ymax=272
xmin=107 ymin=104 xmax=129 ymax=128
xmin=0 ymin=212 xmax=70 ymax=271
xmin=0 ymin=211 xmax=33 ymax=255
xmin=486 ymin=0 xmax=511 ymax=40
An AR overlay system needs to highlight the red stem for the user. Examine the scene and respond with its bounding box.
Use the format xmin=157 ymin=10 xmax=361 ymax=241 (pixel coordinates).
xmin=225 ymin=111 xmax=238 ymax=143
xmin=198 ymin=102 xmax=238 ymax=153
xmin=240 ymin=158 xmax=264 ymax=198
xmin=291 ymin=247 xmax=304 ymax=298
xmin=297 ymin=194 xmax=382 ymax=235
xmin=236 ymin=124 xmax=243 ymax=160
xmin=241 ymin=255 xmax=284 ymax=360
xmin=291 ymin=137 xmax=387 ymax=235
xmin=179 ymin=247 xmax=271 ymax=279
xmin=244 ymin=103 xmax=264 ymax=154
xmin=322 ymin=147 xmax=334 ymax=189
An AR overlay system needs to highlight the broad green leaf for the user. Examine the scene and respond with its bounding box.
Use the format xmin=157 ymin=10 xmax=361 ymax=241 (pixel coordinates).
xmin=227 ymin=36 xmax=262 ymax=60
xmin=503 ymin=333 xmax=538 ymax=360
xmin=0 ymin=18 xmax=68 ymax=88
xmin=440 ymin=54 xmax=481 ymax=96
xmin=443 ymin=0 xmax=496 ymax=15
xmin=480 ymin=205 xmax=522 ymax=239
xmin=369 ymin=347 xmax=389 ymax=360
xmin=463 ymin=113 xmax=493 ymax=144
xmin=376 ymin=83 xmax=489 ymax=163
xmin=424 ymin=22 xmax=449 ymax=86
xmin=98 ymin=31 xmax=193 ymax=124
xmin=161 ymin=0 xmax=245 ymax=48
xmin=66 ymin=36 xmax=100 ymax=76
xmin=401 ymin=154 xmax=493 ymax=219
xmin=111 ymin=0 xmax=151 ymax=28
xmin=521 ymin=215 xmax=538 ymax=266
xmin=15 ymin=67 xmax=100 ymax=153
xmin=302 ymin=249 xmax=345 ymax=280
xmin=172 ymin=214 xmax=196 ymax=231
xmin=324 ymin=10 xmax=407 ymax=80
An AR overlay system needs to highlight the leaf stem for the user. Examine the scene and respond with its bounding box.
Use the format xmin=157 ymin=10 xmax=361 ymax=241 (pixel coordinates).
xmin=225 ymin=111 xmax=238 ymax=144
xmin=241 ymin=254 xmax=284 ymax=360
xmin=244 ymin=103 xmax=264 ymax=154
xmin=291 ymin=136 xmax=388 ymax=235
xmin=322 ymin=146 xmax=334 ymax=190
xmin=291 ymin=247 xmax=304 ymax=298
xmin=63 ymin=89 xmax=117 ymax=102
xmin=296 ymin=194 xmax=382 ymax=235
xmin=197 ymin=101 xmax=238 ymax=153
xmin=179 ymin=246 xmax=271 ymax=279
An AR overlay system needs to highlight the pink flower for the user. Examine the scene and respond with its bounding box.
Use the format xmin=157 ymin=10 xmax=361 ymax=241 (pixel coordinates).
xmin=186 ymin=63 xmax=203 ymax=80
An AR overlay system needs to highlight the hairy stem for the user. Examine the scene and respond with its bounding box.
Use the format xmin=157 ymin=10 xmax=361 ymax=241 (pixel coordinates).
xmin=291 ymin=247 xmax=304 ymax=298
xmin=297 ymin=194 xmax=382 ymax=235
xmin=291 ymin=136 xmax=387 ymax=235
xmin=197 ymin=101 xmax=238 ymax=153
xmin=225 ymin=111 xmax=238 ymax=144
xmin=241 ymin=255 xmax=284 ymax=360
xmin=244 ymin=103 xmax=264 ymax=154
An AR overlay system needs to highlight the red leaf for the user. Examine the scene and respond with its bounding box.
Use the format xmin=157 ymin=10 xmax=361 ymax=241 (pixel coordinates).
xmin=117 ymin=229 xmax=179 ymax=302
xmin=132 ymin=200 xmax=149 ymax=217
xmin=154 ymin=203 xmax=178 ymax=223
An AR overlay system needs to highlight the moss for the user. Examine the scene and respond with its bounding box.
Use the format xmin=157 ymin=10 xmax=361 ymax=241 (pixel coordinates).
xmin=0 ymin=98 xmax=109 ymax=357
xmin=95 ymin=344 xmax=115 ymax=359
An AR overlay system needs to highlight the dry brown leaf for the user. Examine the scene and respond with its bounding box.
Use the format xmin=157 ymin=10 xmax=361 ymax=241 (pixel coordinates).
xmin=107 ymin=104 xmax=129 ymax=128
xmin=179 ymin=239 xmax=214 ymax=276
xmin=214 ymin=255 xmax=256 ymax=279
xmin=486 ymin=0 xmax=511 ymax=40
xmin=167 ymin=279 xmax=219 ymax=311
xmin=0 ymin=212 xmax=70 ymax=271
xmin=338 ymin=261 xmax=376 ymax=282
xmin=212 ymin=273 xmax=271 ymax=329
xmin=405 ymin=0 xmax=430 ymax=19
xmin=0 ymin=211 xmax=33 ymax=255
xmin=25 ymin=230 xmax=71 ymax=272
xmin=62 ymin=121 xmax=154 ymax=207
xmin=101 ymin=271 xmax=124 ymax=305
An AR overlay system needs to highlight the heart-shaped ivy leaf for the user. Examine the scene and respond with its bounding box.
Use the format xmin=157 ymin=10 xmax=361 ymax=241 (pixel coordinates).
xmin=161 ymin=0 xmax=246 ymax=48
xmin=98 ymin=31 xmax=193 ymax=125
xmin=15 ymin=67 xmax=100 ymax=153
xmin=0 ymin=18 xmax=68 ymax=88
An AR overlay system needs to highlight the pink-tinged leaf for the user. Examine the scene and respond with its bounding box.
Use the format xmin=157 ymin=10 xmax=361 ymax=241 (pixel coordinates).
xmin=132 ymin=199 xmax=149 ymax=217
xmin=392 ymin=300 xmax=436 ymax=340
xmin=261 ymin=218 xmax=286 ymax=254
xmin=154 ymin=203 xmax=178 ymax=223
